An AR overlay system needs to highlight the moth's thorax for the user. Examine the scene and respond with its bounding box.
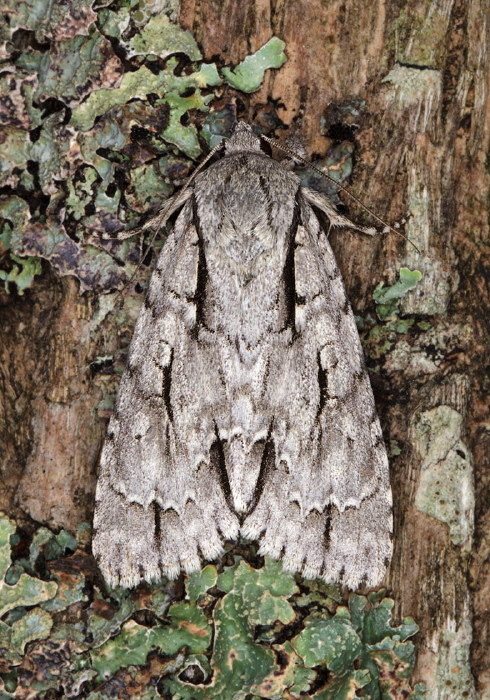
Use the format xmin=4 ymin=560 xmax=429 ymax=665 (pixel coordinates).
xmin=191 ymin=153 xmax=300 ymax=347
xmin=195 ymin=152 xmax=300 ymax=280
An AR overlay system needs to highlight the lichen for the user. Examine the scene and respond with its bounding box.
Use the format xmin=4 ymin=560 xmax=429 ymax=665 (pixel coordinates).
xmin=0 ymin=514 xmax=57 ymax=665
xmin=411 ymin=405 xmax=474 ymax=547
xmin=373 ymin=267 xmax=423 ymax=320
xmin=435 ymin=620 xmax=477 ymax=699
xmin=1 ymin=4 xmax=287 ymax=296
xmin=389 ymin=7 xmax=450 ymax=69
xmin=0 ymin=514 xmax=422 ymax=697
xmin=125 ymin=14 xmax=202 ymax=61
xmin=221 ymin=37 xmax=287 ymax=92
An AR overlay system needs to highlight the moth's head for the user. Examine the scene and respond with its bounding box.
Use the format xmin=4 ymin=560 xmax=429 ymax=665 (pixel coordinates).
xmin=225 ymin=122 xmax=262 ymax=155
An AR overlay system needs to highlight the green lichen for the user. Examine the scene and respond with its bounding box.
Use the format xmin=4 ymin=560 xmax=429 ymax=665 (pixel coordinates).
xmin=28 ymin=526 xmax=77 ymax=566
xmin=9 ymin=608 xmax=53 ymax=654
xmin=297 ymin=141 xmax=356 ymax=200
xmin=290 ymin=592 xmax=420 ymax=699
xmin=126 ymin=163 xmax=173 ymax=213
xmin=163 ymin=559 xmax=298 ymax=698
xmin=315 ymin=670 xmax=371 ymax=699
xmin=41 ymin=568 xmax=87 ymax=613
xmin=201 ymin=107 xmax=236 ymax=149
xmin=13 ymin=215 xmax=139 ymax=293
xmin=132 ymin=0 xmax=180 ymax=26
xmin=66 ymin=167 xmax=99 ymax=220
xmin=97 ymin=6 xmax=131 ymax=39
xmin=1 ymin=0 xmax=97 ymax=44
xmin=0 ymin=255 xmax=42 ymax=295
xmin=0 ymin=128 xmax=31 ymax=187
xmin=294 ymin=578 xmax=341 ymax=608
xmin=78 ymin=117 xmax=127 ymax=187
xmin=21 ymin=31 xmax=121 ymax=104
xmin=222 ymin=37 xmax=287 ymax=92
xmin=0 ymin=515 xmax=422 ymax=698
xmin=0 ymin=72 xmax=42 ymax=131
xmin=186 ymin=564 xmax=218 ymax=603
xmin=69 ymin=63 xmax=167 ymax=130
xmin=364 ymin=318 xmax=414 ymax=361
xmin=70 ymin=58 xmax=219 ymax=132
xmin=163 ymin=563 xmax=421 ymax=699
xmin=90 ymin=603 xmax=211 ymax=680
xmin=2 ymin=3 xmax=288 ymax=294
xmin=351 ymin=592 xmax=421 ymax=699
xmin=0 ymin=514 xmax=57 ymax=658
xmin=126 ymin=14 xmax=202 ymax=60
xmin=373 ymin=267 xmax=423 ymax=320
xmin=26 ymin=527 xmax=86 ymax=614
xmin=70 ymin=58 xmax=219 ymax=159
xmin=293 ymin=614 xmax=363 ymax=672
xmin=349 ymin=591 xmax=418 ymax=644
xmin=158 ymin=86 xmax=216 ymax=158
xmin=29 ymin=114 xmax=72 ymax=193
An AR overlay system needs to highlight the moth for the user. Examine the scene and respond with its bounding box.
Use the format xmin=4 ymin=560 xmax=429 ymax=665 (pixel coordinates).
xmin=93 ymin=122 xmax=393 ymax=590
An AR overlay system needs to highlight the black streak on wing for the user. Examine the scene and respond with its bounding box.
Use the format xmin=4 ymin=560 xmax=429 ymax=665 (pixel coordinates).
xmin=152 ymin=501 xmax=162 ymax=544
xmin=211 ymin=423 xmax=234 ymax=512
xmin=162 ymin=346 xmax=174 ymax=423
xmin=281 ymin=196 xmax=302 ymax=336
xmin=191 ymin=196 xmax=209 ymax=334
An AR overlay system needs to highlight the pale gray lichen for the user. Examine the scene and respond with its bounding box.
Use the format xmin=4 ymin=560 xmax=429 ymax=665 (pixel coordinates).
xmin=382 ymin=65 xmax=442 ymax=135
xmin=434 ymin=620 xmax=477 ymax=700
xmin=411 ymin=405 xmax=474 ymax=547
xmin=381 ymin=65 xmax=457 ymax=317
xmin=384 ymin=320 xmax=473 ymax=377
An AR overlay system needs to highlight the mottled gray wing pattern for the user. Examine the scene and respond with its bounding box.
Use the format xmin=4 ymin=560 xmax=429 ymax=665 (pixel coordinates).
xmin=94 ymin=122 xmax=392 ymax=590
xmin=242 ymin=193 xmax=393 ymax=589
xmin=93 ymin=199 xmax=239 ymax=588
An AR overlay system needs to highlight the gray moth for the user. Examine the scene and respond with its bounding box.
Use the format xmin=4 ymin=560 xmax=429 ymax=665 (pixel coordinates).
xmin=93 ymin=122 xmax=393 ymax=590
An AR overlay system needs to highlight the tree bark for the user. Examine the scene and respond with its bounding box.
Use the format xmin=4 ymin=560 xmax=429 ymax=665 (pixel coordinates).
xmin=180 ymin=3 xmax=490 ymax=696
xmin=1 ymin=0 xmax=488 ymax=696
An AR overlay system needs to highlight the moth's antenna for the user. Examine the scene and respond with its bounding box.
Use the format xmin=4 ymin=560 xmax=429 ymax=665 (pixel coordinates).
xmin=260 ymin=133 xmax=420 ymax=254
xmin=115 ymin=138 xmax=226 ymax=304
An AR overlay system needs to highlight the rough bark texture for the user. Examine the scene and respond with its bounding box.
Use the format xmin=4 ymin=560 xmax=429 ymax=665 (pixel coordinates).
xmin=1 ymin=0 xmax=489 ymax=697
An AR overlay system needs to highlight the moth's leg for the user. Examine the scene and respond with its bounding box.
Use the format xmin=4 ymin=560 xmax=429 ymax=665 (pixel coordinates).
xmin=302 ymin=187 xmax=378 ymax=236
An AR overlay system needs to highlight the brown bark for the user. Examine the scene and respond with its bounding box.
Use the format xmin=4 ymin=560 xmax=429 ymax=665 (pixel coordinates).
xmin=1 ymin=0 xmax=489 ymax=696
